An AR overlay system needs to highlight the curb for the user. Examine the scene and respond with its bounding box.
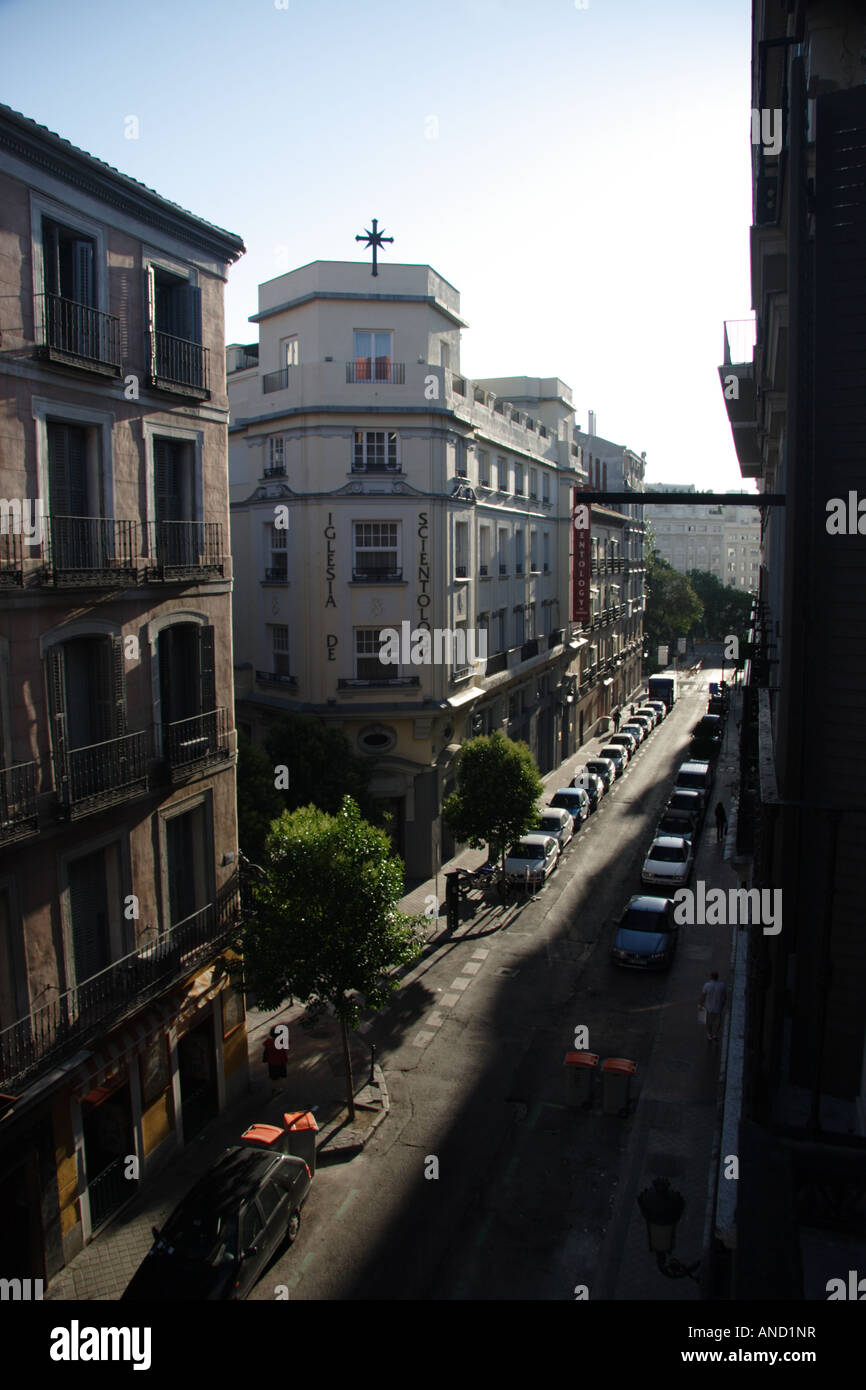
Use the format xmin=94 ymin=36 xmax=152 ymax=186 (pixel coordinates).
xmin=315 ymin=1063 xmax=390 ymax=1164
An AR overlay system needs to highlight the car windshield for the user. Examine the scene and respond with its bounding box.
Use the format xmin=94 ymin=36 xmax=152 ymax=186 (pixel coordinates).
xmin=160 ymin=1204 xmax=239 ymax=1263
xmin=537 ymin=818 xmax=561 ymax=833
xmin=649 ymin=844 xmax=687 ymax=862
xmin=678 ymin=775 xmax=705 ymax=790
xmin=660 ymin=816 xmax=690 ymax=833
xmin=551 ymin=796 xmax=577 ymax=808
xmin=622 ymin=907 xmax=669 ymax=932
xmin=508 ymin=844 xmax=545 ymax=860
xmin=586 ymin=763 xmax=607 ymax=772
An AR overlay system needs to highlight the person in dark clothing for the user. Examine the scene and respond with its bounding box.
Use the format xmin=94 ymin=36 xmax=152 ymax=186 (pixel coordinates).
xmin=714 ymin=801 xmax=728 ymax=843
xmin=262 ymin=1025 xmax=289 ymax=1095
xmin=613 ymin=708 xmax=620 ymax=731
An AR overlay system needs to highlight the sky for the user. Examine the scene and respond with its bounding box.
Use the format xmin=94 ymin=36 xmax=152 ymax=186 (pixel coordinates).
xmin=0 ymin=0 xmax=755 ymax=490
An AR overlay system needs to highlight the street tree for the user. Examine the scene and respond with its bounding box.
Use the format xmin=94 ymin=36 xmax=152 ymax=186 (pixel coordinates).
xmin=686 ymin=569 xmax=752 ymax=643
xmin=644 ymin=548 xmax=703 ymax=665
xmin=241 ymin=796 xmax=423 ymax=1121
xmin=441 ymin=732 xmax=544 ymax=869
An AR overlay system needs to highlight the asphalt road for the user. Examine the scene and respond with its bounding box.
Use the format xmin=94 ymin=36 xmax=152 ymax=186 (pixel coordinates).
xmin=251 ymin=664 xmax=722 ymax=1301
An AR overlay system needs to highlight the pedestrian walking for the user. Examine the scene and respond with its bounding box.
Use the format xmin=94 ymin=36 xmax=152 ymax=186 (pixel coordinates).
xmin=613 ymin=707 xmax=620 ymax=732
xmin=714 ymin=800 xmax=728 ymax=843
xmin=700 ymin=972 xmax=728 ymax=1041
xmin=262 ymin=1024 xmax=290 ymax=1095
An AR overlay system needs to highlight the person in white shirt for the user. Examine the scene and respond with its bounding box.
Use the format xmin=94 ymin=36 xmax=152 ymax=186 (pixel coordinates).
xmin=701 ymin=972 xmax=728 ymax=1041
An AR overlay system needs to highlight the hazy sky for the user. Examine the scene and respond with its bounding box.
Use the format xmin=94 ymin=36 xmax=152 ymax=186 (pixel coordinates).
xmin=1 ymin=0 xmax=754 ymax=490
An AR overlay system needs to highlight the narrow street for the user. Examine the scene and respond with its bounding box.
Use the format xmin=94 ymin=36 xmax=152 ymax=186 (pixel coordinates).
xmin=252 ymin=664 xmax=735 ymax=1300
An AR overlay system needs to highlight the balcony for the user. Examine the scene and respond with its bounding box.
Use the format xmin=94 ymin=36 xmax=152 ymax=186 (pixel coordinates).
xmin=520 ymin=638 xmax=539 ymax=662
xmin=548 ymin=629 xmax=564 ymax=649
xmin=499 ymin=564 xmax=507 ymax=576
xmin=485 ymin=650 xmax=508 ymax=676
xmin=145 ymin=521 xmax=224 ymax=581
xmin=351 ymin=565 xmax=403 ymax=583
xmin=0 ymin=761 xmax=38 ymax=843
xmin=337 ymin=676 xmax=420 ymax=690
xmin=148 ymin=331 xmax=210 ymax=399
xmin=164 ymin=708 xmax=231 ymax=780
xmin=263 ymin=567 xmax=288 ymax=583
xmin=0 ymin=875 xmax=242 ymax=1089
xmin=0 ymin=532 xmax=23 ymax=587
xmin=55 ymin=731 xmax=150 ymax=819
xmin=40 ymin=517 xmax=137 ymax=587
xmin=455 ymin=565 xmax=468 ymax=579
xmin=263 ymin=465 xmax=286 ymax=478
xmin=346 ymin=360 xmax=406 ymax=384
xmin=255 ymin=670 xmax=297 ymax=689
xmin=35 ymin=293 xmax=121 ymax=376
xmin=263 ymin=366 xmax=291 ymax=394
xmin=479 ymin=564 xmax=489 ymax=577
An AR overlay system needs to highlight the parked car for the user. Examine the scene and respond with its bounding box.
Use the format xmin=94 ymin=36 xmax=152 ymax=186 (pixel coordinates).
xmin=667 ymin=788 xmax=706 ymax=828
xmin=690 ymin=714 xmax=724 ymax=760
xmin=635 ymin=707 xmax=659 ymax=729
xmin=504 ymin=833 xmax=560 ymax=887
xmin=598 ymin=744 xmax=628 ymax=777
xmin=657 ymin=808 xmax=699 ymax=843
xmin=645 ymin=700 xmax=667 ymax=722
xmin=548 ymin=786 xmax=591 ymax=826
xmin=585 ymin=757 xmax=617 ymax=791
xmin=570 ymin=769 xmax=604 ymax=809
xmin=610 ymin=894 xmax=679 ymax=970
xmin=707 ymin=695 xmax=728 ymax=719
xmin=629 ymin=714 xmax=655 ymax=737
xmin=640 ymin=835 xmax=694 ymax=889
xmin=534 ymin=806 xmax=574 ymax=849
xmin=621 ymin=722 xmax=648 ymax=746
xmin=674 ymin=759 xmax=714 ymax=802
xmin=122 ymin=1147 xmax=312 ymax=1301
xmin=607 ymin=731 xmax=637 ymax=758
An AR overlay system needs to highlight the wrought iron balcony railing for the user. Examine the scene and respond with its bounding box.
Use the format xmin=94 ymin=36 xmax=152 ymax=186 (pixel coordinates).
xmin=484 ymin=650 xmax=508 ymax=676
xmin=41 ymin=516 xmax=137 ymax=586
xmin=262 ymin=366 xmax=291 ymax=393
xmin=0 ymin=876 xmax=242 ymax=1089
xmin=520 ymin=638 xmax=539 ymax=662
xmin=35 ymin=293 xmax=121 ymax=373
xmin=263 ymin=465 xmax=286 ymax=478
xmin=55 ymin=730 xmax=150 ymax=819
xmin=255 ymin=670 xmax=297 ymax=688
xmin=263 ymin=567 xmax=288 ymax=582
xmin=148 ymin=330 xmax=209 ymax=396
xmin=351 ymin=566 xmax=403 ymax=582
xmin=145 ymin=521 xmax=224 ymax=579
xmin=346 ymin=360 xmax=405 ymax=383
xmin=0 ymin=761 xmax=38 ymax=843
xmin=0 ymin=531 xmax=23 ymax=586
xmin=164 ymin=708 xmax=230 ymax=776
xmin=338 ymin=676 xmax=420 ymax=689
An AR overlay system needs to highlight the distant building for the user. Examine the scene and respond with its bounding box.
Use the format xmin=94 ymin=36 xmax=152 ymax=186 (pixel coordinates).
xmin=644 ymin=484 xmax=761 ymax=591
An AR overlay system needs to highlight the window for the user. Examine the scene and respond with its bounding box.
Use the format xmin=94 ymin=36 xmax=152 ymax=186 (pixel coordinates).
xmin=496 ymin=456 xmax=507 ymax=490
xmin=265 ymin=524 xmax=287 ymax=580
xmin=456 ymin=441 xmax=468 ymax=478
xmin=153 ymin=437 xmax=199 ymax=564
xmin=440 ymin=341 xmax=450 ymax=370
xmin=41 ymin=217 xmax=102 ymax=360
xmin=479 ymin=526 xmax=490 ymax=576
xmin=355 ymin=628 xmax=389 ymax=680
xmin=147 ymin=265 xmax=204 ymax=389
xmin=46 ymin=420 xmax=105 ymax=568
xmin=498 ymin=527 xmax=508 ymax=575
xmin=269 ymin=624 xmax=290 ymax=676
xmin=165 ymin=799 xmax=212 ymax=930
xmin=266 ymin=437 xmax=285 ymax=476
xmin=543 ymin=531 xmax=551 ymax=573
xmin=453 ymin=621 xmax=470 ymax=677
xmin=353 ymin=330 xmax=392 ymax=381
xmin=477 ymin=450 xmax=490 ymax=486
xmin=530 ymin=528 xmax=538 ymax=573
xmin=542 ymin=473 xmax=550 ymax=504
xmin=353 ymin=431 xmax=398 ymax=472
xmin=494 ymin=609 xmax=506 ymax=653
xmin=455 ymin=522 xmax=468 ymax=578
xmin=526 ymin=603 xmax=536 ymax=639
xmin=280 ymin=335 xmax=299 ymax=368
xmin=158 ymin=623 xmax=216 ymax=732
xmin=0 ymin=888 xmax=21 ymax=1036
xmin=529 ymin=468 xmax=538 ymax=500
xmin=514 ymin=608 xmax=525 ymax=645
xmin=353 ymin=522 xmax=400 ymax=580
xmin=515 ymin=529 xmax=524 ymax=575
xmin=67 ymin=844 xmax=122 ymax=986
xmin=513 ymin=462 xmax=524 ymax=496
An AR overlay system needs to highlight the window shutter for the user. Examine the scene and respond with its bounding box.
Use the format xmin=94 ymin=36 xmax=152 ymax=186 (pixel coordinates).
xmin=69 ymin=849 xmax=111 ymax=985
xmin=154 ymin=437 xmax=182 ymax=523
xmin=177 ymin=282 xmax=202 ymax=344
xmin=146 ymin=265 xmax=158 ymax=375
xmin=111 ymin=635 xmax=128 ymax=736
xmin=199 ymin=625 xmax=216 ymax=713
xmin=46 ymin=643 xmax=69 ymax=788
xmin=71 ymin=239 xmax=95 ymax=307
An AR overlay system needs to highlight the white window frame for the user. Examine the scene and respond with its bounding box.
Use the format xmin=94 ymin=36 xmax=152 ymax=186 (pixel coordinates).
xmin=352 ymin=520 xmax=401 ymax=579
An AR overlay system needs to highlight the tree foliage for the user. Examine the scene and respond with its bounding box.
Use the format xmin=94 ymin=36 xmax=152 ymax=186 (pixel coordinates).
xmin=441 ymin=732 xmax=544 ymax=866
xmin=685 ymin=569 xmax=752 ymax=642
xmin=644 ymin=548 xmax=703 ymax=664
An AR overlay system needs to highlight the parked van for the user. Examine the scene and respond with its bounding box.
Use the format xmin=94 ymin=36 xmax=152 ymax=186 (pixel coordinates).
xmin=674 ymin=760 xmax=714 ymax=804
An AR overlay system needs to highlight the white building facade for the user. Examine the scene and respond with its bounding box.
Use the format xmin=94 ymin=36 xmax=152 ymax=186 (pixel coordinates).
xmin=645 ymin=485 xmax=761 ymax=592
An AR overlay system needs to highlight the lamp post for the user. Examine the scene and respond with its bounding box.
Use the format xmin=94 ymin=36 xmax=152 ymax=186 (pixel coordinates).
xmin=636 ymin=1177 xmax=700 ymax=1281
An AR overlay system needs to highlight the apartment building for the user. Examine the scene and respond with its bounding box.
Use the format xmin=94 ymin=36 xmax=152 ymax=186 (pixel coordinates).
xmin=0 ymin=104 xmax=246 ymax=1282
xmin=717 ymin=0 xmax=866 ymax=1298
xmin=229 ymin=261 xmax=645 ymax=879
xmin=645 ymin=484 xmax=761 ymax=592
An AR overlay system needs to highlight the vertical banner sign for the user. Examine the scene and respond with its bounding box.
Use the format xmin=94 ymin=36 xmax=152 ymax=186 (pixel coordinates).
xmin=571 ymin=492 xmax=591 ymax=623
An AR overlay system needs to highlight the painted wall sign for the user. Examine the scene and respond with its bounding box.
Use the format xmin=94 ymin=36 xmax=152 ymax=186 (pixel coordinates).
xmin=324 ymin=512 xmax=337 ymax=608
xmin=417 ymin=511 xmax=431 ymax=631
xmin=571 ymin=493 xmax=591 ymax=623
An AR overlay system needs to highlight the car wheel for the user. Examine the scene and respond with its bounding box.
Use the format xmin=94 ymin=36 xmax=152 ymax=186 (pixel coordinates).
xmin=286 ymin=1209 xmax=301 ymax=1245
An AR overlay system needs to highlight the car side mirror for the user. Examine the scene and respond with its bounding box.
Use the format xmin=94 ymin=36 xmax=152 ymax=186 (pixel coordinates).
xmin=242 ymin=1244 xmax=258 ymax=1260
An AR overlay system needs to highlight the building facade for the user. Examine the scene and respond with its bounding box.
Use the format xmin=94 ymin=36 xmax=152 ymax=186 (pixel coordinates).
xmin=717 ymin=0 xmax=866 ymax=1298
xmin=229 ymin=262 xmax=646 ymax=880
xmin=645 ymin=484 xmax=761 ymax=592
xmin=0 ymin=104 xmax=246 ymax=1282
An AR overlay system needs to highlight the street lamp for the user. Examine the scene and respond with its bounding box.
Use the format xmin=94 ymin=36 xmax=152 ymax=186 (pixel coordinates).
xmin=636 ymin=1177 xmax=700 ymax=1281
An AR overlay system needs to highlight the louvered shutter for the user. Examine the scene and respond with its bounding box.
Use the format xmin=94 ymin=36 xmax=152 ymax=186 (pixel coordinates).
xmin=46 ymin=644 xmax=69 ymax=796
xmin=71 ymin=239 xmax=95 ymax=307
xmin=146 ymin=264 xmax=158 ymax=377
xmin=92 ymin=637 xmax=116 ymax=744
xmin=154 ymin=438 xmax=182 ymax=522
xmin=42 ymin=220 xmax=60 ymax=296
xmin=69 ymin=849 xmax=110 ymax=986
xmin=199 ymin=625 xmax=216 ymax=713
xmin=111 ymin=635 xmax=127 ymax=736
xmin=176 ymin=282 xmax=202 ymax=344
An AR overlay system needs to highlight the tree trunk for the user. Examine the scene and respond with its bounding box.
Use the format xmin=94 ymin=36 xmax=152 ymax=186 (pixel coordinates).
xmin=341 ymin=1011 xmax=356 ymax=1123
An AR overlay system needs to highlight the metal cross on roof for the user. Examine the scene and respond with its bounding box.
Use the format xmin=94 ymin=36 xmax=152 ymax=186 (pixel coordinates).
xmin=355 ymin=218 xmax=393 ymax=277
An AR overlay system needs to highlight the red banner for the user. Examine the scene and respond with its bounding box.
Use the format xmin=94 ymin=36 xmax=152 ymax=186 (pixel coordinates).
xmin=571 ymin=492 xmax=591 ymax=622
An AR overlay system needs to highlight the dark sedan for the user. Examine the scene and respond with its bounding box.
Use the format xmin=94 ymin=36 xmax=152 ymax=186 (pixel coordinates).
xmin=610 ymin=894 xmax=678 ymax=970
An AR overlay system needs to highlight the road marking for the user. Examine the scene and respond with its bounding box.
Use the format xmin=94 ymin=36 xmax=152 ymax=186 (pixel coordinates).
xmin=426 ymin=1011 xmax=444 ymax=1027
xmin=412 ymin=1030 xmax=435 ymax=1047
xmin=461 ymin=962 xmax=482 ymax=975
xmin=472 ymin=948 xmax=490 ymax=959
xmin=336 ymin=1190 xmax=360 ymax=1220
xmin=441 ymin=993 xmax=459 ymax=1007
xmin=449 ymin=977 xmax=471 ymax=991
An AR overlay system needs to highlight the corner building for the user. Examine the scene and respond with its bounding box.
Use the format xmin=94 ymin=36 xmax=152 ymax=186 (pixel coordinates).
xmin=229 ymin=261 xmax=646 ymax=879
xmin=0 ymin=104 xmax=246 ymax=1281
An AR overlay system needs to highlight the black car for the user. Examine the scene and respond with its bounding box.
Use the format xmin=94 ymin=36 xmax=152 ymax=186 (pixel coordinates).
xmin=122 ymin=1146 xmax=312 ymax=1301
xmin=657 ymin=808 xmax=699 ymax=843
xmin=690 ymin=714 xmax=723 ymax=760
xmin=610 ymin=895 xmax=679 ymax=970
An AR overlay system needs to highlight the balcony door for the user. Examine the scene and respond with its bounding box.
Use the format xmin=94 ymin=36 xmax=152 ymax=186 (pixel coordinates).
xmin=159 ymin=624 xmax=216 ymax=763
xmin=154 ymin=437 xmax=198 ymax=566
xmin=47 ymin=421 xmax=105 ymax=570
xmin=148 ymin=267 xmax=203 ymax=388
xmin=42 ymin=218 xmax=97 ymax=358
xmin=67 ymin=844 xmax=123 ymax=1021
xmin=354 ymin=330 xmax=391 ymax=381
xmin=47 ymin=636 xmax=126 ymax=803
